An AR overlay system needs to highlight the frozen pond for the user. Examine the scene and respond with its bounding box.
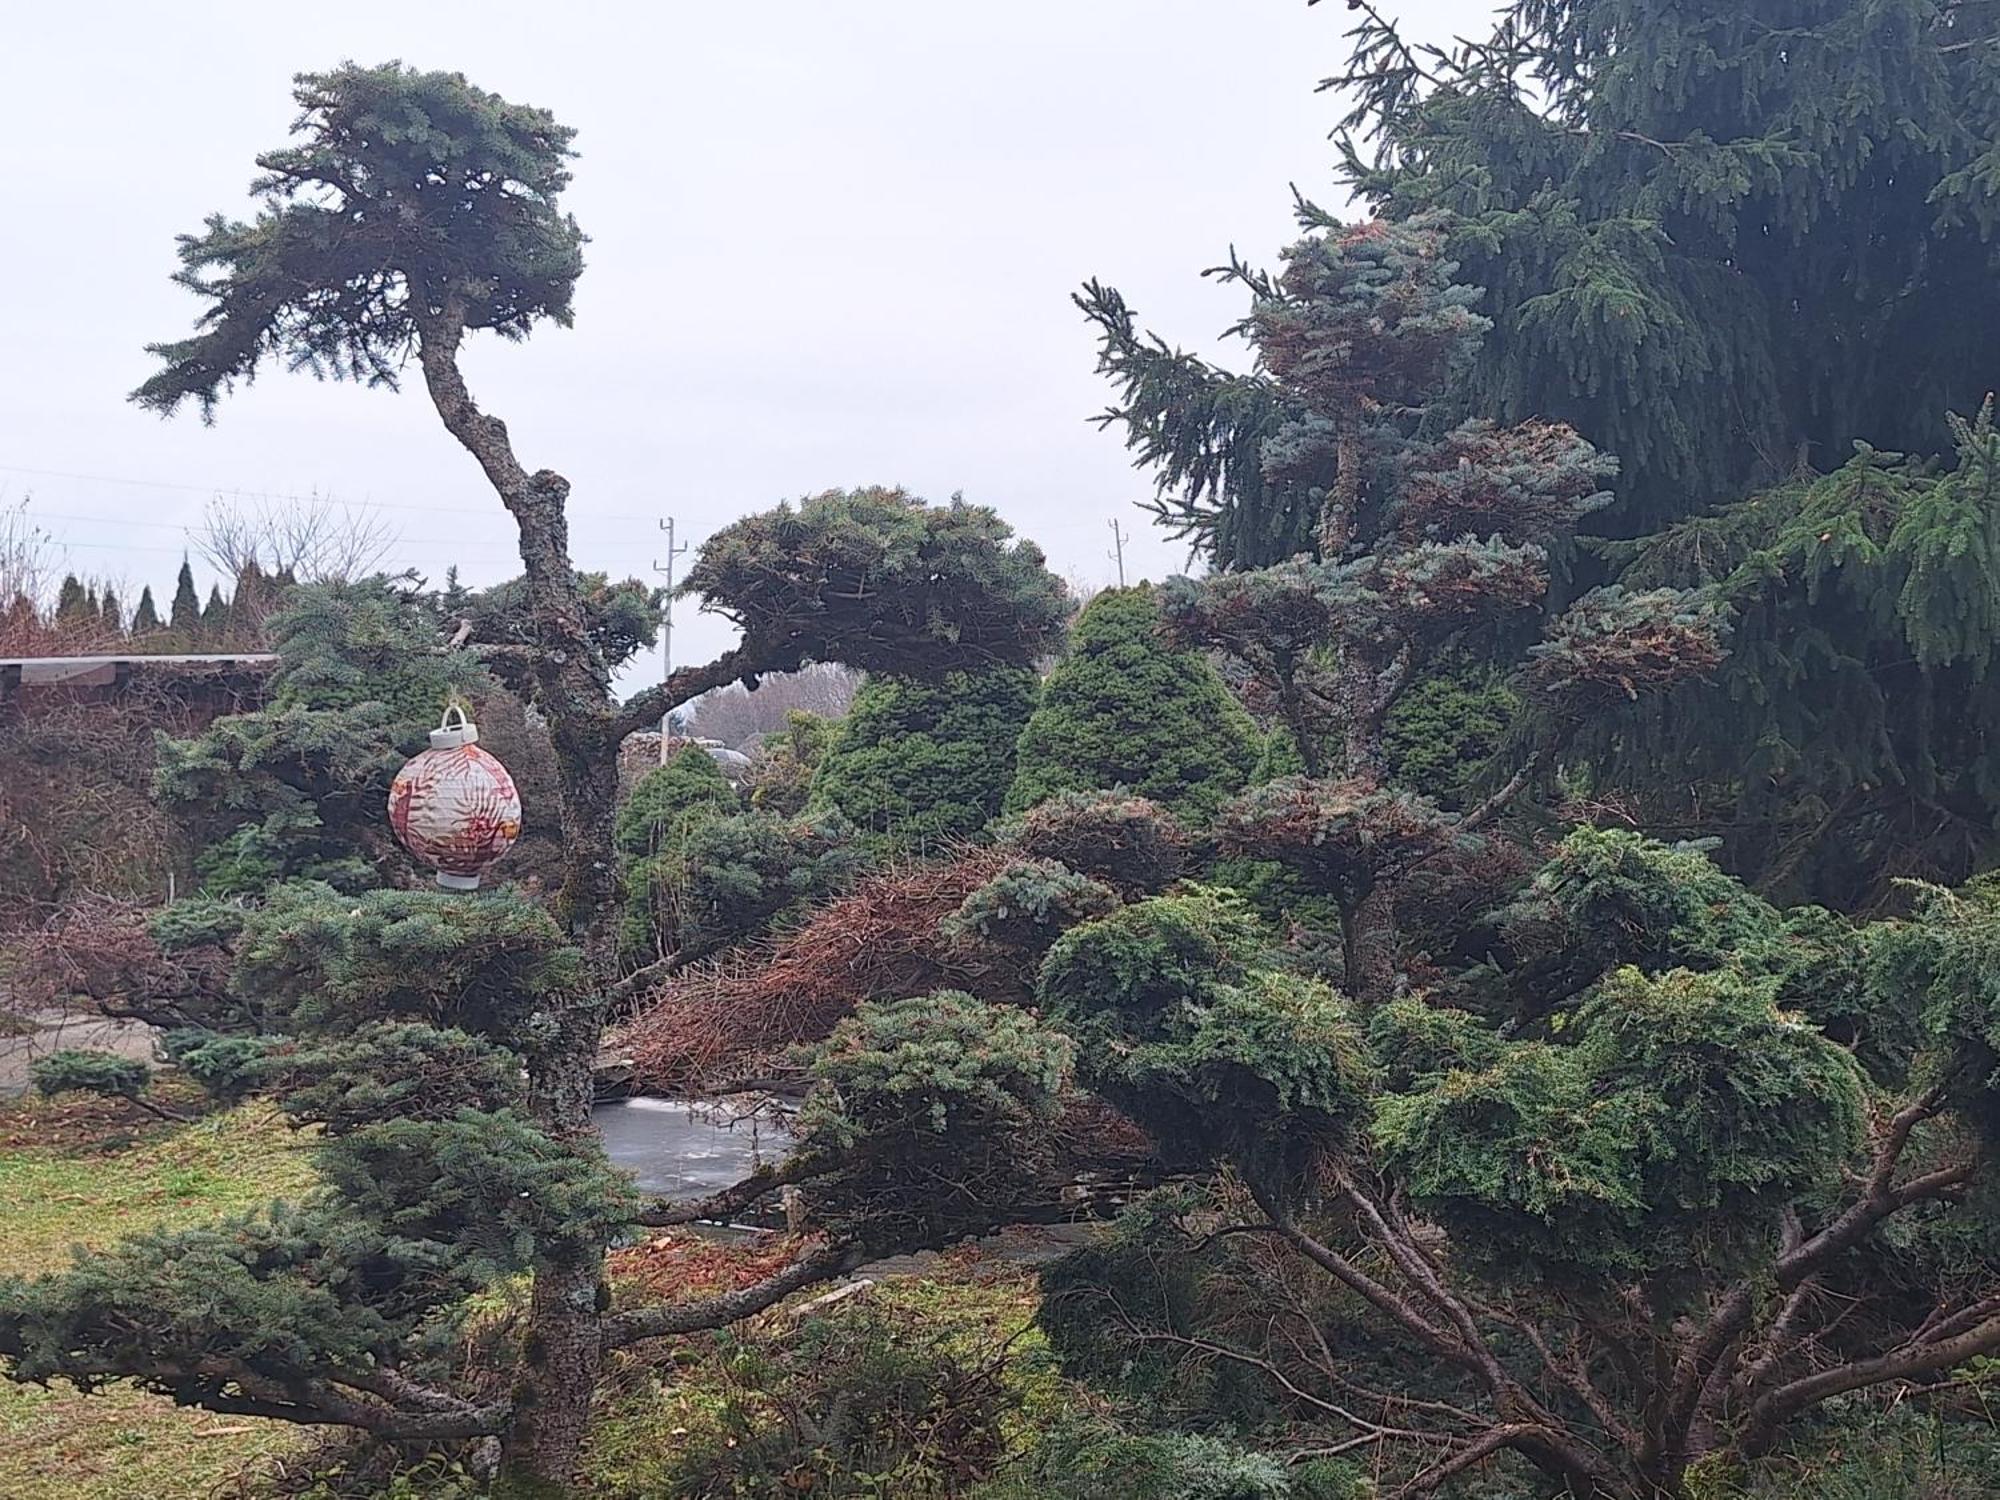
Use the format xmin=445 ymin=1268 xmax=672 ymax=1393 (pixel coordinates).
xmin=592 ymin=1096 xmax=793 ymax=1201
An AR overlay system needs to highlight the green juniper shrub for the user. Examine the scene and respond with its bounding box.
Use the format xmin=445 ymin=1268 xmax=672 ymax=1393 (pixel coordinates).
xmin=1007 ymin=587 xmax=1261 ymax=824
xmin=1036 ymin=887 xmax=1265 ymax=1039
xmin=941 ymin=858 xmax=1121 ymax=967
xmin=789 ymin=990 xmax=1074 ymax=1247
xmin=810 ymin=666 xmax=1039 ymax=854
xmin=1372 ymin=965 xmax=1864 ymax=1285
xmin=29 ymin=1049 xmax=155 ymax=1104
xmin=1037 ymin=891 xmax=1370 ymax=1189
xmin=670 ymin=808 xmax=858 ymax=958
xmin=1485 ymin=826 xmax=1781 ymax=1017
xmin=1364 ymin=992 xmax=1504 ymax=1091
xmin=1867 ymin=877 xmax=2000 ymax=1143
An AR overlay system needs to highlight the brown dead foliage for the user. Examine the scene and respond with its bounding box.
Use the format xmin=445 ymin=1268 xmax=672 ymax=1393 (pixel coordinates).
xmin=609 ymin=1229 xmax=822 ymax=1306
xmin=9 ymin=893 xmax=234 ymax=1030
xmin=612 ymin=849 xmax=1014 ymax=1092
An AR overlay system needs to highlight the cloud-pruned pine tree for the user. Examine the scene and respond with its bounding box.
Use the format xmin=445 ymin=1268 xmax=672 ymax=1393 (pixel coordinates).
xmin=1036 ymin=830 xmax=2000 ymax=1497
xmin=1097 ymin=214 xmax=1721 ymax=995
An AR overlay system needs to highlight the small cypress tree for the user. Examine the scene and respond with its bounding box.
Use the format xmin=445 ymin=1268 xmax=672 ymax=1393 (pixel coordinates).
xmin=53 ymin=574 xmax=91 ymax=628
xmin=811 ymin=666 xmax=1040 ymax=852
xmin=98 ymin=587 xmax=123 ymax=637
xmin=200 ymin=583 xmax=230 ymax=638
xmin=169 ymin=558 xmax=201 ymax=634
xmin=1006 ymin=586 xmax=1260 ymax=823
xmin=130 ymin=586 xmax=162 ymax=635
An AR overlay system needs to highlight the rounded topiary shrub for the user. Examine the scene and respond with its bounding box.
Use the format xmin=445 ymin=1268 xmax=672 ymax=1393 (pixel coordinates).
xmin=1006 ymin=587 xmax=1261 ymax=824
xmin=810 ymin=666 xmax=1039 ymax=854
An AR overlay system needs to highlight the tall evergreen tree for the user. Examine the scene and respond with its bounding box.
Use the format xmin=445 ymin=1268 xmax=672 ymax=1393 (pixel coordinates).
xmin=130 ymin=585 xmax=161 ymax=635
xmin=53 ymin=573 xmax=90 ymax=628
xmin=1331 ymin=0 xmax=2000 ymax=533
xmin=1097 ymin=1 xmax=2000 ymax=565
xmin=812 ymin=666 xmax=1040 ymax=853
xmin=200 ymin=582 xmax=229 ymax=638
xmin=1007 ymin=586 xmax=1261 ymax=824
xmin=168 ymin=557 xmax=200 ymax=634
xmin=1585 ymin=404 xmax=2000 ymax=904
xmin=98 ymin=587 xmax=122 ymax=637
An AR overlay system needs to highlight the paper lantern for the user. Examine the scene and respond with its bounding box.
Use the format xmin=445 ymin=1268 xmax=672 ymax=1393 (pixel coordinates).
xmin=388 ymin=705 xmax=522 ymax=890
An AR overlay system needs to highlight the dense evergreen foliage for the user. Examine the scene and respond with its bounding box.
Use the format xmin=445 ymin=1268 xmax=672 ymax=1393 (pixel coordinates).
xmin=1332 ymin=0 xmax=2000 ymax=535
xmin=1007 ymin=587 xmax=1260 ymax=823
xmin=4 ymin=57 xmax=1080 ymax=1493
xmin=1587 ymin=405 xmax=2000 ymax=902
xmin=811 ymin=666 xmax=1039 ymax=853
xmin=15 ymin=16 xmax=2000 ymax=1498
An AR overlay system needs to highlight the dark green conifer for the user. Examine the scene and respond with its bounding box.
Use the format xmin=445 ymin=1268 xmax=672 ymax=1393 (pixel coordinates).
xmin=1007 ymin=587 xmax=1260 ymax=823
xmin=1326 ymin=0 xmax=2000 ymax=534
xmin=130 ymin=586 xmax=161 ymax=635
xmin=53 ymin=574 xmax=91 ymax=628
xmin=811 ymin=666 xmax=1039 ymax=853
xmin=169 ymin=558 xmax=201 ymax=634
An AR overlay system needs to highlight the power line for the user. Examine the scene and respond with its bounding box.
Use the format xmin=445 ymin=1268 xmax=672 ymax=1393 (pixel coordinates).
xmin=0 ymin=461 xmax=662 ymax=525
xmin=16 ymin=506 xmax=523 ymax=554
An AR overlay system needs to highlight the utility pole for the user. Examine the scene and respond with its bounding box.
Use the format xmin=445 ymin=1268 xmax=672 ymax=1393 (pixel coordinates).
xmin=1108 ymin=517 xmax=1128 ymax=588
xmin=653 ymin=517 xmax=688 ymax=764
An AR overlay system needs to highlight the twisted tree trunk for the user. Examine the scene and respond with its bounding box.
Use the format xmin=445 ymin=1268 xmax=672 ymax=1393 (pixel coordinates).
xmin=416 ymin=306 xmax=622 ymax=1486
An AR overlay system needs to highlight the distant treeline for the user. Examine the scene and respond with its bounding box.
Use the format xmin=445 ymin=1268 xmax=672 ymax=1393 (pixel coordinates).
xmin=3 ymin=558 xmax=284 ymax=656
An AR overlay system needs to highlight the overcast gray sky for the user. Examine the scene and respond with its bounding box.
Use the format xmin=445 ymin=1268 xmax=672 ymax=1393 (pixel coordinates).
xmin=0 ymin=0 xmax=1488 ymax=681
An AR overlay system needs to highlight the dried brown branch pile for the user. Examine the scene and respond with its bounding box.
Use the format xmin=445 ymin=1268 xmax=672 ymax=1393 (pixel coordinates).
xmin=613 ymin=848 xmax=1014 ymax=1092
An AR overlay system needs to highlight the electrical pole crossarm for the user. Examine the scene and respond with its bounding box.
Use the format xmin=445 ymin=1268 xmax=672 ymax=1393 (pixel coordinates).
xmin=653 ymin=517 xmax=689 ymax=764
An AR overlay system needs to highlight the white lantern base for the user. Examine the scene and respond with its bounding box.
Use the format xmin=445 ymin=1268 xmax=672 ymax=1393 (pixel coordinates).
xmin=435 ymin=871 xmax=483 ymax=892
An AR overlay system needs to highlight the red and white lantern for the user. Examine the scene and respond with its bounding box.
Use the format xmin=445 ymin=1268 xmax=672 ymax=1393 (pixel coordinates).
xmin=388 ymin=705 xmax=522 ymax=890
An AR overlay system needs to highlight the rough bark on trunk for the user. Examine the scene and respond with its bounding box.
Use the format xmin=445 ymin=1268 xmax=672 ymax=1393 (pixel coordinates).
xmin=416 ymin=303 xmax=624 ymax=1488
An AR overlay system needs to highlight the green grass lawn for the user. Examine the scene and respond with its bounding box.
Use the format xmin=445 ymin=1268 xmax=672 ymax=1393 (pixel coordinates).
xmin=0 ymin=1099 xmax=319 ymax=1500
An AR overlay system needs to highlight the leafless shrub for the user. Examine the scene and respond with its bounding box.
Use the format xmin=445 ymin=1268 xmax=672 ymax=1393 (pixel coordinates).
xmin=194 ymin=493 xmax=398 ymax=584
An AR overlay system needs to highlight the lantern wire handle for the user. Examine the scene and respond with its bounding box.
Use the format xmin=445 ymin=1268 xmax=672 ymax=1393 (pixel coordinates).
xmin=439 ymin=702 xmax=471 ymax=733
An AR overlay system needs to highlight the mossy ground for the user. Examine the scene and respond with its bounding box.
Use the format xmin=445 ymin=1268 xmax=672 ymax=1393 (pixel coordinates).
xmin=0 ymin=1091 xmax=318 ymax=1500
